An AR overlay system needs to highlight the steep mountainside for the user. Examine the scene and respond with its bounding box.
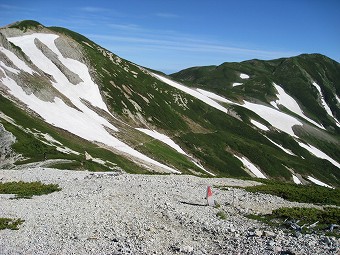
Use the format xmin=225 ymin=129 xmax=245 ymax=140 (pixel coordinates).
xmin=0 ymin=20 xmax=339 ymax=187
xmin=171 ymin=55 xmax=340 ymax=130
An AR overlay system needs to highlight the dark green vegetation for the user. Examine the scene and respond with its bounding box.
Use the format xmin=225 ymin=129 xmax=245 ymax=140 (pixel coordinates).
xmin=248 ymin=207 xmax=340 ymax=237
xmin=216 ymin=210 xmax=227 ymax=220
xmin=272 ymin=207 xmax=340 ymax=226
xmin=1 ymin=21 xmax=339 ymax=186
xmin=0 ymin=218 xmax=24 ymax=230
xmin=0 ymin=181 xmax=61 ymax=199
xmin=220 ymin=179 xmax=340 ymax=236
xmin=243 ymin=179 xmax=340 ymax=206
xmin=8 ymin=20 xmax=43 ymax=31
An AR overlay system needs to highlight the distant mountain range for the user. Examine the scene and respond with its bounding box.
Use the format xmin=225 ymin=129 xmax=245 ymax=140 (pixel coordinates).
xmin=0 ymin=20 xmax=339 ymax=187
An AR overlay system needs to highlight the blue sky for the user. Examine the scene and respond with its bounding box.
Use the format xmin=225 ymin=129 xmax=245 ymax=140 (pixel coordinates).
xmin=1 ymin=0 xmax=339 ymax=73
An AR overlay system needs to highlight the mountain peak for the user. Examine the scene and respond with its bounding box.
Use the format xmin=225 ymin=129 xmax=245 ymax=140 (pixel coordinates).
xmin=7 ymin=20 xmax=44 ymax=30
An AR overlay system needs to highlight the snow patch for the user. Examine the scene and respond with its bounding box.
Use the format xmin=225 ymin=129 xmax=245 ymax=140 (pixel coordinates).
xmin=250 ymin=119 xmax=269 ymax=131
xmin=265 ymin=136 xmax=295 ymax=156
xmin=84 ymin=151 xmax=120 ymax=171
xmin=56 ymin=147 xmax=80 ymax=155
xmin=232 ymin=82 xmax=243 ymax=87
xmin=136 ymin=128 xmax=187 ymax=155
xmin=173 ymin=93 xmax=189 ymax=109
xmin=0 ymin=112 xmax=16 ymax=124
xmin=0 ymin=61 xmax=20 ymax=74
xmin=235 ymin=155 xmax=266 ymax=179
xmin=270 ymin=101 xmax=279 ymax=109
xmin=240 ymin=73 xmax=249 ymax=79
xmin=336 ymin=95 xmax=340 ymax=104
xmin=243 ymin=101 xmax=301 ymax=137
xmin=297 ymin=141 xmax=340 ymax=169
xmin=136 ymin=127 xmax=215 ymax=176
xmin=196 ymin=88 xmax=234 ymax=104
xmin=191 ymin=160 xmax=216 ymax=176
xmin=35 ymin=132 xmax=80 ymax=155
xmin=312 ymin=82 xmax=333 ymax=117
xmin=272 ymin=83 xmax=323 ymax=129
xmin=0 ymin=46 xmax=34 ymax=74
xmin=82 ymin=41 xmax=93 ymax=48
xmin=39 ymin=132 xmax=63 ymax=146
xmin=312 ymin=82 xmax=339 ymax=126
xmin=307 ymin=176 xmax=333 ymax=189
xmin=292 ymin=174 xmax=302 ymax=184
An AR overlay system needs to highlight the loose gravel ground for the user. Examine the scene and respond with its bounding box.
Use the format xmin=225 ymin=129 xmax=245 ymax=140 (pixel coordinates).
xmin=0 ymin=168 xmax=339 ymax=254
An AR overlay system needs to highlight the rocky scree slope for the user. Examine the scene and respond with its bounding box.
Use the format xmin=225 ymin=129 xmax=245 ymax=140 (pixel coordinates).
xmin=0 ymin=168 xmax=339 ymax=255
xmin=0 ymin=20 xmax=339 ymax=187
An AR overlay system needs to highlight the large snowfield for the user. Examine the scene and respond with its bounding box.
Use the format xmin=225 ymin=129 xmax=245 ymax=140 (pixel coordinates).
xmin=2 ymin=33 xmax=180 ymax=173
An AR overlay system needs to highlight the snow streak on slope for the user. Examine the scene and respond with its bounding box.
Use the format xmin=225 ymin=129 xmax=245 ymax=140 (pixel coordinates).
xmin=271 ymin=83 xmax=323 ymax=129
xmin=265 ymin=136 xmax=295 ymax=156
xmin=297 ymin=141 xmax=340 ymax=169
xmin=307 ymin=176 xmax=333 ymax=189
xmin=312 ymin=82 xmax=333 ymax=117
xmin=191 ymin=160 xmax=216 ymax=176
xmin=312 ymin=82 xmax=340 ymax=127
xmin=136 ymin=127 xmax=216 ymax=176
xmin=250 ymin=119 xmax=269 ymax=131
xmin=2 ymin=33 xmax=180 ymax=174
xmin=336 ymin=95 xmax=340 ymax=104
xmin=234 ymin=156 xmax=266 ymax=179
xmin=196 ymin=88 xmax=234 ymax=104
xmin=292 ymin=174 xmax=302 ymax=184
xmin=152 ymin=73 xmax=229 ymax=115
xmin=0 ymin=46 xmax=34 ymax=74
xmin=0 ymin=60 xmax=20 ymax=74
xmin=136 ymin=128 xmax=187 ymax=155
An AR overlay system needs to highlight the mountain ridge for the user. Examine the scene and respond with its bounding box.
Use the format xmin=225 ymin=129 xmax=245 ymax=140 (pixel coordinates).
xmin=0 ymin=20 xmax=339 ymax=187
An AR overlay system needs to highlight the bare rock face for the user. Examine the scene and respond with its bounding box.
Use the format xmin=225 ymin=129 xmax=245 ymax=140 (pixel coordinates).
xmin=54 ymin=35 xmax=86 ymax=63
xmin=0 ymin=123 xmax=20 ymax=168
xmin=34 ymin=38 xmax=83 ymax=85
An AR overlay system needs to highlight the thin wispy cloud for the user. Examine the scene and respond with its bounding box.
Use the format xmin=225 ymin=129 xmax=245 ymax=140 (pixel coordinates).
xmin=0 ymin=4 xmax=35 ymax=12
xmin=88 ymin=33 xmax=299 ymax=60
xmin=108 ymin=23 xmax=141 ymax=31
xmin=77 ymin=6 xmax=125 ymax=20
xmin=80 ymin=6 xmax=108 ymax=13
xmin=156 ymin=13 xmax=179 ymax=19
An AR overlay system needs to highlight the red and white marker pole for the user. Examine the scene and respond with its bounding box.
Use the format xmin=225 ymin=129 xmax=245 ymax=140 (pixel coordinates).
xmin=206 ymin=186 xmax=215 ymax=206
